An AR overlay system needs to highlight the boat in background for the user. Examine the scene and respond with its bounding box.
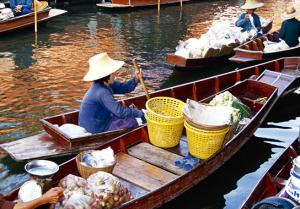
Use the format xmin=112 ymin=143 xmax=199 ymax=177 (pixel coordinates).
xmin=0 ymin=57 xmax=299 ymax=162
xmin=96 ymin=0 xmax=189 ymax=10
xmin=0 ymin=7 xmax=67 ymax=34
xmin=229 ymin=32 xmax=300 ymax=64
xmin=166 ymin=20 xmax=273 ymax=70
xmin=240 ymin=136 xmax=300 ymax=209
xmin=5 ymin=79 xmax=280 ymax=209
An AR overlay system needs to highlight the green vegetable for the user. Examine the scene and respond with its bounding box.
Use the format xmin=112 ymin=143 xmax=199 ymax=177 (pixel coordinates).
xmin=232 ymin=99 xmax=251 ymax=119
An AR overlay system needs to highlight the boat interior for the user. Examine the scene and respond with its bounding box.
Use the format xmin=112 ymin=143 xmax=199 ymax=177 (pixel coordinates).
xmin=16 ymin=79 xmax=276 ymax=207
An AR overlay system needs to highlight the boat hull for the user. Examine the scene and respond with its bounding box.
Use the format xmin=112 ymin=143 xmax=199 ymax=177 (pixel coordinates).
xmin=0 ymin=8 xmax=67 ymax=34
xmin=96 ymin=0 xmax=190 ymax=9
xmin=229 ymin=32 xmax=300 ymax=64
xmin=166 ymin=20 xmax=273 ymax=70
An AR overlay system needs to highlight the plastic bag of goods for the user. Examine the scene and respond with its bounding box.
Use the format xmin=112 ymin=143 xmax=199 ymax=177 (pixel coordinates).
xmin=63 ymin=193 xmax=95 ymax=209
xmin=18 ymin=180 xmax=42 ymax=202
xmin=86 ymin=171 xmax=132 ymax=209
xmin=81 ymin=147 xmax=115 ymax=168
xmin=59 ymin=174 xmax=87 ymax=197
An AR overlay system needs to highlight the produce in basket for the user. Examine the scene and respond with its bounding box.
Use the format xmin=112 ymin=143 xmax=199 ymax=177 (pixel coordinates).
xmin=184 ymin=99 xmax=233 ymax=127
xmin=209 ymin=91 xmax=252 ymax=120
xmin=81 ymin=147 xmax=115 ymax=168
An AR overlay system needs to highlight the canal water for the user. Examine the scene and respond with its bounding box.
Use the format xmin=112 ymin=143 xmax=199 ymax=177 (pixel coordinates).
xmin=0 ymin=0 xmax=299 ymax=208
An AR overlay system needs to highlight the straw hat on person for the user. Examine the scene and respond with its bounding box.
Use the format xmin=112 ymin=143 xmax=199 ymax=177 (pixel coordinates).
xmin=282 ymin=6 xmax=298 ymax=20
xmin=240 ymin=0 xmax=264 ymax=10
xmin=83 ymin=53 xmax=124 ymax=81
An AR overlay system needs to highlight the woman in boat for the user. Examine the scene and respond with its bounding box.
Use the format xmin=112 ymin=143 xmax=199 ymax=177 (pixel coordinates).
xmin=79 ymin=53 xmax=145 ymax=134
xmin=277 ymin=6 xmax=300 ymax=47
xmin=0 ymin=187 xmax=63 ymax=209
xmin=235 ymin=0 xmax=264 ymax=34
xmin=9 ymin=0 xmax=32 ymax=16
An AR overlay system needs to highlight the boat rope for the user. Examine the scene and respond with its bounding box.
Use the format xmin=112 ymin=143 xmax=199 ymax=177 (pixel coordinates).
xmin=253 ymin=97 xmax=268 ymax=105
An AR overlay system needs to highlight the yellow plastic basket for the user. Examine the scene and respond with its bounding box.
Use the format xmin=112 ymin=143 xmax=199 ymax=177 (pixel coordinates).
xmin=146 ymin=97 xmax=185 ymax=124
xmin=184 ymin=121 xmax=229 ymax=159
xmin=145 ymin=113 xmax=184 ymax=148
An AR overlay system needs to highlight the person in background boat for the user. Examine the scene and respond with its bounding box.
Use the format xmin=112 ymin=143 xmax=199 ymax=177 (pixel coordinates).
xmin=79 ymin=53 xmax=145 ymax=134
xmin=276 ymin=6 xmax=300 ymax=47
xmin=235 ymin=0 xmax=264 ymax=35
xmin=0 ymin=187 xmax=63 ymax=209
xmin=9 ymin=0 xmax=32 ymax=16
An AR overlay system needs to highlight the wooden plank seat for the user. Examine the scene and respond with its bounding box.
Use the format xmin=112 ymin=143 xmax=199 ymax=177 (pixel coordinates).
xmin=113 ymin=153 xmax=179 ymax=191
xmin=127 ymin=142 xmax=188 ymax=176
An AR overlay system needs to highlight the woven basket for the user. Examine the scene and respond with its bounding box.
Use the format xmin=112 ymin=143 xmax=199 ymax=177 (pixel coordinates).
xmin=184 ymin=121 xmax=229 ymax=159
xmin=76 ymin=151 xmax=116 ymax=179
xmin=146 ymin=97 xmax=185 ymax=124
xmin=145 ymin=113 xmax=183 ymax=148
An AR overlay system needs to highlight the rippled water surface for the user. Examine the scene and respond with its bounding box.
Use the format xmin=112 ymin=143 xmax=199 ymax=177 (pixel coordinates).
xmin=0 ymin=0 xmax=299 ymax=208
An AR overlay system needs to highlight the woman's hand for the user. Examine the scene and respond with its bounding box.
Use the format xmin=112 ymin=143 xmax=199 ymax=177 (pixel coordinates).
xmin=41 ymin=187 xmax=63 ymax=204
xmin=15 ymin=5 xmax=22 ymax=12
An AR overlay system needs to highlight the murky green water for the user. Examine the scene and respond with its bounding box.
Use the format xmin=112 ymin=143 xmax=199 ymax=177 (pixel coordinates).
xmin=0 ymin=0 xmax=299 ymax=208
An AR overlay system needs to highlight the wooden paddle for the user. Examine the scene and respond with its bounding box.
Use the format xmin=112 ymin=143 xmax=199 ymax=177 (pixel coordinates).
xmin=132 ymin=58 xmax=150 ymax=100
xmin=34 ymin=0 xmax=38 ymax=33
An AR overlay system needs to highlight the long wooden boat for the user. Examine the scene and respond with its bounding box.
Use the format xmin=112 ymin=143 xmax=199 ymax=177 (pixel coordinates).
xmin=166 ymin=20 xmax=273 ymax=70
xmin=0 ymin=57 xmax=299 ymax=161
xmin=229 ymin=32 xmax=300 ymax=64
xmin=240 ymin=137 xmax=300 ymax=209
xmin=96 ymin=0 xmax=190 ymax=10
xmin=0 ymin=7 xmax=67 ymax=34
xmin=5 ymin=79 xmax=280 ymax=209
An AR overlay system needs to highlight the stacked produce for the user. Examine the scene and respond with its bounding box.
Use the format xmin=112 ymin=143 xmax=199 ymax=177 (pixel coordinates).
xmin=174 ymin=18 xmax=270 ymax=59
xmin=174 ymin=21 xmax=256 ymax=59
xmin=58 ymin=172 xmax=132 ymax=209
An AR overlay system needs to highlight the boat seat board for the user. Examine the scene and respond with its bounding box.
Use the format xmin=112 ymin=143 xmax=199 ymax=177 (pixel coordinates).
xmin=127 ymin=142 xmax=187 ymax=176
xmin=257 ymin=70 xmax=296 ymax=95
xmin=0 ymin=132 xmax=115 ymax=161
xmin=112 ymin=153 xmax=178 ymax=191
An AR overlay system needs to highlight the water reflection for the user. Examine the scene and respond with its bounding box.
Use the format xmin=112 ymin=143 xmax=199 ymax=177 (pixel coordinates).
xmin=224 ymin=117 xmax=300 ymax=209
xmin=0 ymin=0 xmax=299 ymax=203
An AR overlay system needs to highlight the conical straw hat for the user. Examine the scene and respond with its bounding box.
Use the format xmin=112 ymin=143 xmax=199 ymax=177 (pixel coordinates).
xmin=241 ymin=0 xmax=264 ymax=10
xmin=83 ymin=53 xmax=124 ymax=81
xmin=282 ymin=6 xmax=298 ymax=20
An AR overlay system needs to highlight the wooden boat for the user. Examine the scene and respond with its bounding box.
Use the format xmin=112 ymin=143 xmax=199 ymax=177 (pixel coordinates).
xmin=96 ymin=0 xmax=190 ymax=10
xmin=0 ymin=7 xmax=67 ymax=34
xmin=229 ymin=32 xmax=300 ymax=64
xmin=166 ymin=20 xmax=273 ymax=70
xmin=240 ymin=137 xmax=300 ymax=209
xmin=4 ymin=79 xmax=280 ymax=208
xmin=1 ymin=57 xmax=299 ymax=161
